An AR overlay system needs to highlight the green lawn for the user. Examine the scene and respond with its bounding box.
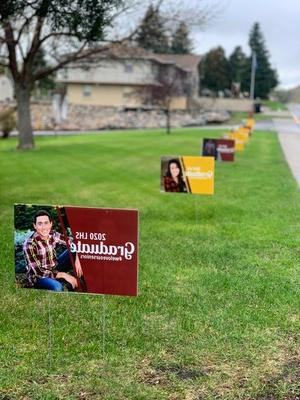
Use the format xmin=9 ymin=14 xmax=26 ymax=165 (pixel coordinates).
xmin=228 ymin=112 xmax=269 ymax=125
xmin=0 ymin=128 xmax=299 ymax=399
xmin=228 ymin=111 xmax=291 ymax=125
xmin=261 ymin=100 xmax=288 ymax=111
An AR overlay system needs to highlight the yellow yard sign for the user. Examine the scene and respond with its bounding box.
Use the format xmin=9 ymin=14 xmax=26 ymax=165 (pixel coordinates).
xmin=233 ymin=138 xmax=245 ymax=151
xmin=236 ymin=128 xmax=250 ymax=143
xmin=225 ymin=132 xmax=245 ymax=151
xmin=245 ymin=118 xmax=255 ymax=131
xmin=181 ymin=156 xmax=215 ymax=195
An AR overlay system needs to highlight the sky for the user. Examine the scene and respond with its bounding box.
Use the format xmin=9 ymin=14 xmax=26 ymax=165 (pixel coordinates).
xmin=193 ymin=0 xmax=300 ymax=89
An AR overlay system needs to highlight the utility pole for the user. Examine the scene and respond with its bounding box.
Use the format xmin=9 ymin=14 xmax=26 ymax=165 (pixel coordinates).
xmin=250 ymin=51 xmax=257 ymax=100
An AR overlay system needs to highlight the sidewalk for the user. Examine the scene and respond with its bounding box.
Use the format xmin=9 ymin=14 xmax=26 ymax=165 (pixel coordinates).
xmin=273 ymin=117 xmax=300 ymax=187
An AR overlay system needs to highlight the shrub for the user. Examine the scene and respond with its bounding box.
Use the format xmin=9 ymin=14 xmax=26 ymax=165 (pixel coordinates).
xmin=14 ymin=230 xmax=33 ymax=273
xmin=0 ymin=108 xmax=17 ymax=138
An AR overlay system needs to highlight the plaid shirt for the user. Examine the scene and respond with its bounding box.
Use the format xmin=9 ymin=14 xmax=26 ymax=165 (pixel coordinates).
xmin=23 ymin=230 xmax=68 ymax=286
xmin=163 ymin=176 xmax=187 ymax=193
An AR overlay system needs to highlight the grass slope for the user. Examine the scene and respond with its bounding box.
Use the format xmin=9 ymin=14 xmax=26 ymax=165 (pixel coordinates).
xmin=228 ymin=111 xmax=292 ymax=125
xmin=0 ymin=128 xmax=299 ymax=400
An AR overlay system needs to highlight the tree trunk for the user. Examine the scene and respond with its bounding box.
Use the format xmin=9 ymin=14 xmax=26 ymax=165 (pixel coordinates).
xmin=166 ymin=108 xmax=171 ymax=134
xmin=2 ymin=130 xmax=10 ymax=139
xmin=15 ymin=83 xmax=35 ymax=149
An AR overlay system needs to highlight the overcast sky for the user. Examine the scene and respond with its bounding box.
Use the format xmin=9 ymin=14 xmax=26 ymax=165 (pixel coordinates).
xmin=192 ymin=0 xmax=300 ymax=89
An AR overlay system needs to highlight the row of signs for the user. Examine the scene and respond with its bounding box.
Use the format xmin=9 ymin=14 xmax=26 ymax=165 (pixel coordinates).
xmin=14 ymin=119 xmax=255 ymax=297
xmin=161 ymin=118 xmax=255 ymax=195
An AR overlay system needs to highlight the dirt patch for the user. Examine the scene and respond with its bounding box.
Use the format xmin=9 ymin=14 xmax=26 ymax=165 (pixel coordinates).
xmin=139 ymin=358 xmax=206 ymax=387
xmin=75 ymin=391 xmax=100 ymax=400
xmin=255 ymin=354 xmax=300 ymax=400
xmin=157 ymin=365 xmax=205 ymax=380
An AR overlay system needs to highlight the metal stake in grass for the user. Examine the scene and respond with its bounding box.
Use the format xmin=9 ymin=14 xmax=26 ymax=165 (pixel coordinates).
xmin=194 ymin=196 xmax=199 ymax=224
xmin=47 ymin=293 xmax=53 ymax=372
xmin=102 ymin=295 xmax=106 ymax=360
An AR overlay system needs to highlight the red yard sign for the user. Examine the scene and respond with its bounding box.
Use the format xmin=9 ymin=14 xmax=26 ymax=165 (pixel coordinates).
xmin=202 ymin=138 xmax=235 ymax=161
xmin=14 ymin=204 xmax=139 ymax=296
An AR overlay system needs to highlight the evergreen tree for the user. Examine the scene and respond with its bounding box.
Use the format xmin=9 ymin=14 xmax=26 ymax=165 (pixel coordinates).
xmin=135 ymin=5 xmax=170 ymax=53
xmin=228 ymin=46 xmax=247 ymax=84
xmin=200 ymin=46 xmax=230 ymax=93
xmin=171 ymin=22 xmax=192 ymax=54
xmin=241 ymin=22 xmax=278 ymax=98
xmin=32 ymin=49 xmax=55 ymax=94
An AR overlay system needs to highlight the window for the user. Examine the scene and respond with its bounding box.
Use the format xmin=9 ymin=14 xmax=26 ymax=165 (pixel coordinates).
xmin=62 ymin=68 xmax=68 ymax=79
xmin=82 ymin=85 xmax=92 ymax=97
xmin=124 ymin=63 xmax=133 ymax=73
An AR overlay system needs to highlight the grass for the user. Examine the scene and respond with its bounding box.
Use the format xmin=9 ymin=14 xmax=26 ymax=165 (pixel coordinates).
xmin=261 ymin=100 xmax=288 ymax=111
xmin=228 ymin=112 xmax=271 ymax=125
xmin=228 ymin=110 xmax=291 ymax=125
xmin=0 ymin=127 xmax=300 ymax=399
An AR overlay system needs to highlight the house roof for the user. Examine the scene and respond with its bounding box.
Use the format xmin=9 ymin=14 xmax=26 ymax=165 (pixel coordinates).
xmin=151 ymin=54 xmax=201 ymax=72
xmin=71 ymin=42 xmax=201 ymax=72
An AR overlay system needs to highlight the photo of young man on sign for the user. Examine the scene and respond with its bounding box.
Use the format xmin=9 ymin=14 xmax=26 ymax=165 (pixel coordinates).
xmin=161 ymin=156 xmax=215 ymax=195
xmin=203 ymin=139 xmax=218 ymax=159
xmin=15 ymin=204 xmax=139 ymax=296
xmin=202 ymin=139 xmax=235 ymax=162
xmin=15 ymin=205 xmax=84 ymax=292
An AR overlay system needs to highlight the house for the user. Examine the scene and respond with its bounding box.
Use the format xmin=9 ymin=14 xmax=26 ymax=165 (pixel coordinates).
xmin=56 ymin=43 xmax=201 ymax=110
xmin=0 ymin=74 xmax=14 ymax=102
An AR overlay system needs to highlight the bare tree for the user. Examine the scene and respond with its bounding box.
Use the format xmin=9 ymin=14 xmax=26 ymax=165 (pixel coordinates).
xmin=138 ymin=63 xmax=192 ymax=134
xmin=0 ymin=0 xmax=131 ymax=149
xmin=0 ymin=0 xmax=221 ymax=149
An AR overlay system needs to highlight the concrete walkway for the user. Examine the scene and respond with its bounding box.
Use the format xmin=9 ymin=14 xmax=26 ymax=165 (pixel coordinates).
xmin=273 ymin=106 xmax=300 ymax=187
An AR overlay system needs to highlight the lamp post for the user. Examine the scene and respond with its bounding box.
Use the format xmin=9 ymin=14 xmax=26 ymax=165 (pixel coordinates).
xmin=250 ymin=51 xmax=257 ymax=100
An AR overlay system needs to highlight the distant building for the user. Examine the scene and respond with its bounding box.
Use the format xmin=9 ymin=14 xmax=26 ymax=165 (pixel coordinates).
xmin=56 ymin=43 xmax=201 ymax=110
xmin=0 ymin=75 xmax=14 ymax=102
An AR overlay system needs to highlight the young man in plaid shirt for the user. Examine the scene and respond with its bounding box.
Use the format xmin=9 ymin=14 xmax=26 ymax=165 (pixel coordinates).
xmin=23 ymin=210 xmax=82 ymax=291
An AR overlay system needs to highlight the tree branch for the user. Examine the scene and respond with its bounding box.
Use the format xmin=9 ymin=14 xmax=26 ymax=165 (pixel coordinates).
xmin=24 ymin=15 xmax=45 ymax=66
xmin=39 ymin=31 xmax=81 ymax=46
xmin=16 ymin=14 xmax=35 ymax=44
xmin=32 ymin=40 xmax=92 ymax=81
xmin=22 ymin=0 xmax=50 ymax=74
xmin=17 ymin=40 xmax=26 ymax=61
xmin=3 ymin=21 xmax=19 ymax=80
xmin=32 ymin=32 xmax=139 ymax=82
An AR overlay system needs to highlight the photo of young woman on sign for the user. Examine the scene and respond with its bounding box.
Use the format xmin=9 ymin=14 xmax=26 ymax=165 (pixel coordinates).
xmin=162 ymin=158 xmax=187 ymax=193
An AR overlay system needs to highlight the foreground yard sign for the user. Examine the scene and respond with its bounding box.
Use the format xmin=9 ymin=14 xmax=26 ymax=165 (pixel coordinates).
xmin=161 ymin=156 xmax=215 ymax=195
xmin=14 ymin=204 xmax=139 ymax=296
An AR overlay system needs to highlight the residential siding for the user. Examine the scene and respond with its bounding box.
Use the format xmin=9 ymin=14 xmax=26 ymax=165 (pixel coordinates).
xmin=0 ymin=75 xmax=13 ymax=101
xmin=67 ymin=84 xmax=140 ymax=107
xmin=170 ymin=96 xmax=187 ymax=110
xmin=58 ymin=60 xmax=156 ymax=86
xmin=68 ymin=83 xmax=188 ymax=110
